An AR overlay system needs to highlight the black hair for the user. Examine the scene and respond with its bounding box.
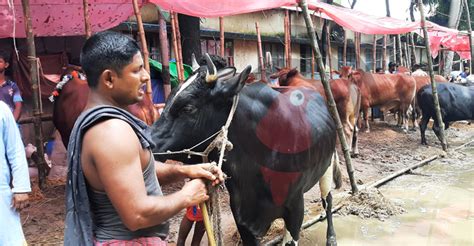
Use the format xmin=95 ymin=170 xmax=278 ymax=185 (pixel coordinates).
xmin=80 ymin=31 xmax=141 ymax=88
xmin=375 ymin=67 xmax=383 ymax=73
xmin=0 ymin=50 xmax=10 ymax=63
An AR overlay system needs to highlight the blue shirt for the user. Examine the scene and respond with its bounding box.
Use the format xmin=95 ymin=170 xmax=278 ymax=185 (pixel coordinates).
xmin=0 ymin=101 xmax=30 ymax=245
xmin=0 ymin=80 xmax=23 ymax=112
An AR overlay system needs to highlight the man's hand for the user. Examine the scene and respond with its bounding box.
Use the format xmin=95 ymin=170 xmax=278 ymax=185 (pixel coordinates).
xmin=183 ymin=163 xmax=225 ymax=186
xmin=11 ymin=193 xmax=29 ymax=211
xmin=180 ymin=179 xmax=209 ymax=207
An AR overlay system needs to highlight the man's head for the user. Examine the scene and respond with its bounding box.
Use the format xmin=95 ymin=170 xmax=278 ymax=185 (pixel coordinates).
xmin=80 ymin=31 xmax=149 ymax=107
xmin=0 ymin=50 xmax=10 ymax=74
xmin=388 ymin=62 xmax=398 ymax=73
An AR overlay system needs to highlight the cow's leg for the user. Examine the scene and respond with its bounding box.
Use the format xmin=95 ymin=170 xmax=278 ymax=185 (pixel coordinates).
xmin=320 ymin=154 xmax=337 ymax=246
xmin=363 ymin=107 xmax=370 ymax=133
xmin=351 ymin=125 xmax=360 ymax=157
xmin=282 ymin=195 xmax=304 ymax=246
xmin=236 ymin=223 xmax=259 ymax=246
xmin=419 ymin=114 xmax=430 ymax=145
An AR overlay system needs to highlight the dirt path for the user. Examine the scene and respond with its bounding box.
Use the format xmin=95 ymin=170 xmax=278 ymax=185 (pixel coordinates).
xmin=20 ymin=119 xmax=474 ymax=245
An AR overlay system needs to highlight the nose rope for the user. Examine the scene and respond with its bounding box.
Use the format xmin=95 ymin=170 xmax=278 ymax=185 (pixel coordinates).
xmin=152 ymin=94 xmax=240 ymax=246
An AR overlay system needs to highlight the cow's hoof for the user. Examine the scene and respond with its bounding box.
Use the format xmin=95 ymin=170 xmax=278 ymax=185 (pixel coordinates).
xmin=326 ymin=236 xmax=337 ymax=246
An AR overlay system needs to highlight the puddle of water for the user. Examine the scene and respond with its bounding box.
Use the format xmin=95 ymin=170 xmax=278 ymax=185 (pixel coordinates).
xmin=302 ymin=147 xmax=474 ymax=246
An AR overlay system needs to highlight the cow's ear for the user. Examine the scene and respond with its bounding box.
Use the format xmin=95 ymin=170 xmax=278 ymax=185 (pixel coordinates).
xmin=211 ymin=65 xmax=251 ymax=98
xmin=287 ymin=68 xmax=298 ymax=78
xmin=332 ymin=70 xmax=340 ymax=75
xmin=216 ymin=67 xmax=236 ymax=81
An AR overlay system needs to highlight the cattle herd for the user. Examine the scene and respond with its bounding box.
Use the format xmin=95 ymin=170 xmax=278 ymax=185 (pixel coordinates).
xmin=52 ymin=54 xmax=473 ymax=245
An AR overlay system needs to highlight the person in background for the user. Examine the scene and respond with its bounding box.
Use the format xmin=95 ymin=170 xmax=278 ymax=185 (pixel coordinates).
xmin=177 ymin=204 xmax=205 ymax=246
xmin=0 ymin=101 xmax=31 ymax=245
xmin=388 ymin=62 xmax=399 ymax=74
xmin=375 ymin=67 xmax=384 ymax=74
xmin=459 ymin=67 xmax=470 ymax=78
xmin=411 ymin=64 xmax=428 ymax=76
xmin=0 ymin=51 xmax=23 ymax=122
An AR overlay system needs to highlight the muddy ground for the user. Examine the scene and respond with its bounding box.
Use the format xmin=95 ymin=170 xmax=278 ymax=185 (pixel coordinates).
xmin=20 ymin=118 xmax=474 ymax=245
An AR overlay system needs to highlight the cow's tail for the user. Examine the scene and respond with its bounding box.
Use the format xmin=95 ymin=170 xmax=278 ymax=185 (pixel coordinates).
xmin=332 ymin=150 xmax=342 ymax=189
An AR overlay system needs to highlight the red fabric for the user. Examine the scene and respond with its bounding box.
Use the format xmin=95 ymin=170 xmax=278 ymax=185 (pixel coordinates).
xmin=185 ymin=206 xmax=203 ymax=222
xmin=260 ymin=166 xmax=301 ymax=206
xmin=94 ymin=237 xmax=167 ymax=246
xmin=0 ymin=0 xmax=143 ymax=38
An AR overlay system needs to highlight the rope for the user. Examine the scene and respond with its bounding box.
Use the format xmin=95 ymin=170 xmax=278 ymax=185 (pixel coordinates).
xmin=153 ymin=94 xmax=240 ymax=246
xmin=27 ymin=56 xmax=43 ymax=114
xmin=8 ymin=0 xmax=19 ymax=61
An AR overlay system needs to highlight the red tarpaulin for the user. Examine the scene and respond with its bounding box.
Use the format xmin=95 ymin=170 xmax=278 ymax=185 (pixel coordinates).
xmin=0 ymin=0 xmax=143 ymax=38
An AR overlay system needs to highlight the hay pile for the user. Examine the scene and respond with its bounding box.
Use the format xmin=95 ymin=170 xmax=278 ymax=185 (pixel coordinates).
xmin=337 ymin=188 xmax=405 ymax=221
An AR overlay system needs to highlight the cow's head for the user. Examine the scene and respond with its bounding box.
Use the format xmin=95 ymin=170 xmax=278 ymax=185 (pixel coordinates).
xmin=335 ymin=66 xmax=353 ymax=79
xmin=151 ymin=54 xmax=251 ymax=163
xmin=269 ymin=67 xmax=299 ymax=86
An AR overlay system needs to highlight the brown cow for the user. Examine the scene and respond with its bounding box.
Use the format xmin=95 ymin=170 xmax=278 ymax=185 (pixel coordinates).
xmin=270 ymin=67 xmax=362 ymax=156
xmin=337 ymin=66 xmax=416 ymax=132
xmin=52 ymin=69 xmax=159 ymax=147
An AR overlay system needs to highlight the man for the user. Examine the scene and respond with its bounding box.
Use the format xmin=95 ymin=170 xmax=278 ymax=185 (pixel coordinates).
xmin=388 ymin=62 xmax=399 ymax=74
xmin=0 ymin=51 xmax=23 ymax=121
xmin=0 ymin=101 xmax=31 ymax=245
xmin=459 ymin=67 xmax=470 ymax=78
xmin=64 ymin=31 xmax=224 ymax=245
xmin=412 ymin=64 xmax=428 ymax=76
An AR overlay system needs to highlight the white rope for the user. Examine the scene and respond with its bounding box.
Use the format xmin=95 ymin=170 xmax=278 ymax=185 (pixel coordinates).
xmin=8 ymin=0 xmax=19 ymax=60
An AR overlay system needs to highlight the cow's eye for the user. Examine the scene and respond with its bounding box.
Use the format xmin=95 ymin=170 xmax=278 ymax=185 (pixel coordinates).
xmin=182 ymin=105 xmax=197 ymax=114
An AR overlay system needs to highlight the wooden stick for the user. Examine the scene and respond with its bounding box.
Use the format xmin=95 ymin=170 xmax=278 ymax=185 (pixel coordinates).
xmin=355 ymin=32 xmax=361 ymax=69
xmin=158 ymin=10 xmax=171 ymax=99
xmin=462 ymin=0 xmax=473 ymax=72
xmin=299 ymin=0 xmax=358 ymax=194
xmin=372 ymin=35 xmax=377 ymax=72
xmin=174 ymin=13 xmax=185 ymax=82
xmin=397 ymin=34 xmax=403 ymax=66
xmin=18 ymin=114 xmax=53 ymax=124
xmin=343 ymin=30 xmax=347 ymax=66
xmin=311 ymin=50 xmax=315 ymax=79
xmin=383 ymin=35 xmax=387 ymax=71
xmin=285 ymin=10 xmax=290 ymax=68
xmin=132 ymin=0 xmax=152 ymax=98
xmin=326 ymin=24 xmax=333 ymax=79
xmin=418 ymin=0 xmax=447 ymax=150
xmin=82 ymin=0 xmax=92 ymax=38
xmin=21 ymin=0 xmax=49 ymax=189
xmin=200 ymin=203 xmax=216 ymax=246
xmin=255 ymin=22 xmax=266 ymax=82
xmin=219 ymin=17 xmax=225 ymax=57
xmin=409 ymin=33 xmax=417 ymax=67
xmin=393 ymin=36 xmax=396 ymax=63
xmin=288 ymin=11 xmax=292 ymax=68
xmin=170 ymin=12 xmax=182 ymax=83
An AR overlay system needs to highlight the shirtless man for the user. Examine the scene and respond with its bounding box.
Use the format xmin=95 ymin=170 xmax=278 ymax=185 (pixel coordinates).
xmin=64 ymin=31 xmax=223 ymax=245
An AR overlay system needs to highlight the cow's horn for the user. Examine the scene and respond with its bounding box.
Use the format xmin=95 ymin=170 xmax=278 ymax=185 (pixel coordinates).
xmin=205 ymin=53 xmax=218 ymax=83
xmin=191 ymin=53 xmax=199 ymax=72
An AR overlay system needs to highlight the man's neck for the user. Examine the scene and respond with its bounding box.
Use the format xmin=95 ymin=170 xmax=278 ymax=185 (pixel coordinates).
xmin=85 ymin=90 xmax=126 ymax=111
xmin=0 ymin=73 xmax=6 ymax=85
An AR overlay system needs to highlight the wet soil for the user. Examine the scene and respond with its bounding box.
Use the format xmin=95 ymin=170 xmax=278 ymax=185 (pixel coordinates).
xmin=20 ymin=119 xmax=474 ymax=245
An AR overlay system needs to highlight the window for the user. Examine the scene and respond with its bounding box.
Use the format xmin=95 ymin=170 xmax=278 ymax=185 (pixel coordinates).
xmin=201 ymin=39 xmax=234 ymax=66
xmin=338 ymin=46 xmax=356 ymax=69
xmin=300 ymin=45 xmax=317 ymax=77
xmin=263 ymin=42 xmax=284 ymax=69
xmin=365 ymin=48 xmax=384 ymax=72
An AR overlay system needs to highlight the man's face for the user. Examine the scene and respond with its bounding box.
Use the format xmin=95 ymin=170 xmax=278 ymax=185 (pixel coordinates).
xmin=0 ymin=58 xmax=9 ymax=73
xmin=112 ymin=52 xmax=150 ymax=107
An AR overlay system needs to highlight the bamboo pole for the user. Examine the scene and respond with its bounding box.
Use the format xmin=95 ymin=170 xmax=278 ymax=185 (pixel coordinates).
xmin=463 ymin=0 xmax=473 ymax=72
xmin=170 ymin=12 xmax=182 ymax=83
xmin=299 ymin=0 xmax=358 ymax=194
xmin=200 ymin=202 xmax=216 ymax=246
xmin=256 ymin=22 xmax=266 ymax=82
xmin=132 ymin=0 xmax=152 ymax=98
xmin=397 ymin=34 xmax=403 ymax=66
xmin=21 ymin=0 xmax=49 ymax=188
xmin=288 ymin=11 xmax=292 ymax=68
xmin=219 ymin=17 xmax=225 ymax=57
xmin=409 ymin=33 xmax=417 ymax=67
xmin=355 ymin=32 xmax=361 ymax=69
xmin=383 ymin=35 xmax=387 ymax=71
xmin=285 ymin=10 xmax=290 ymax=68
xmin=393 ymin=36 xmax=396 ymax=63
xmin=311 ymin=50 xmax=315 ymax=79
xmin=372 ymin=35 xmax=377 ymax=72
xmin=404 ymin=38 xmax=410 ymax=68
xmin=343 ymin=30 xmax=347 ymax=66
xmin=326 ymin=24 xmax=333 ymax=79
xmin=158 ymin=10 xmax=171 ymax=99
xmin=418 ymin=0 xmax=447 ymax=151
xmin=82 ymin=0 xmax=92 ymax=38
xmin=174 ymin=13 xmax=185 ymax=82
xmin=438 ymin=50 xmax=442 ymax=75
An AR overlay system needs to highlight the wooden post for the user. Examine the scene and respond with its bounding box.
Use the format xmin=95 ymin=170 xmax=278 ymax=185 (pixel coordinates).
xmin=299 ymin=0 xmax=358 ymax=194
xmin=311 ymin=50 xmax=315 ymax=79
xmin=174 ymin=13 xmax=185 ymax=82
xmin=438 ymin=50 xmax=442 ymax=75
xmin=393 ymin=36 xmax=396 ymax=63
xmin=285 ymin=10 xmax=290 ymax=68
xmin=21 ymin=0 xmax=49 ymax=188
xmin=418 ymin=0 xmax=447 ymax=151
xmin=409 ymin=33 xmax=417 ymax=67
xmin=158 ymin=10 xmax=171 ymax=99
xmin=326 ymin=24 xmax=333 ymax=79
xmin=463 ymin=0 xmax=473 ymax=72
xmin=372 ymin=35 xmax=377 ymax=72
xmin=170 ymin=12 xmax=182 ymax=83
xmin=132 ymin=0 xmax=152 ymax=98
xmin=397 ymin=34 xmax=403 ymax=66
xmin=82 ymin=0 xmax=92 ymax=38
xmin=343 ymin=30 xmax=347 ymax=66
xmin=219 ymin=17 xmax=225 ymax=57
xmin=288 ymin=11 xmax=292 ymax=68
xmin=255 ymin=22 xmax=266 ymax=82
xmin=355 ymin=32 xmax=361 ymax=69
xmin=404 ymin=37 xmax=410 ymax=68
xmin=383 ymin=35 xmax=387 ymax=71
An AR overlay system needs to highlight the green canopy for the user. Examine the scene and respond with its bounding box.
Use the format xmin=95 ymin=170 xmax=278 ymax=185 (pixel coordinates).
xmin=149 ymin=58 xmax=193 ymax=88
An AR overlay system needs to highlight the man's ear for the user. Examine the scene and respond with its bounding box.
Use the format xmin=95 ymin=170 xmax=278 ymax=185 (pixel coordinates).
xmin=101 ymin=69 xmax=115 ymax=89
xmin=5 ymin=62 xmax=9 ymax=69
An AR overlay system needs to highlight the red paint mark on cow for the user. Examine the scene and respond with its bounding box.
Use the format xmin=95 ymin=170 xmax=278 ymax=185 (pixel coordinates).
xmin=256 ymin=89 xmax=313 ymax=153
xmin=261 ymin=166 xmax=301 ymax=206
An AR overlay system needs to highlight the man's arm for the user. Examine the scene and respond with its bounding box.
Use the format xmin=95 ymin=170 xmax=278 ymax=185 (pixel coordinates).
xmin=2 ymin=103 xmax=30 ymax=210
xmin=154 ymin=162 xmax=224 ymax=186
xmin=13 ymin=102 xmax=22 ymax=122
xmin=83 ymin=119 xmax=209 ymax=231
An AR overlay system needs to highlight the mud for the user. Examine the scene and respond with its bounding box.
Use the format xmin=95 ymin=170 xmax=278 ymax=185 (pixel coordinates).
xmin=20 ymin=119 xmax=474 ymax=245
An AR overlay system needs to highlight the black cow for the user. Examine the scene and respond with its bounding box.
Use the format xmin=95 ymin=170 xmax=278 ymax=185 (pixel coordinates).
xmin=418 ymin=83 xmax=474 ymax=145
xmin=151 ymin=56 xmax=341 ymax=245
